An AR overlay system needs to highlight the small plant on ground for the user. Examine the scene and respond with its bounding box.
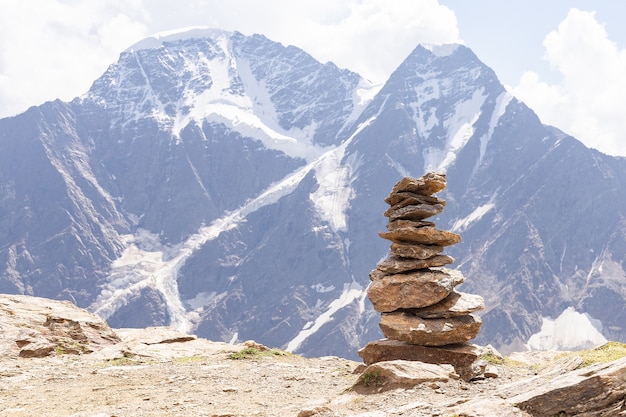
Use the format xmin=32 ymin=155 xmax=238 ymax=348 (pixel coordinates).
xmin=357 ymin=370 xmax=384 ymax=387
xmin=480 ymin=353 xmax=504 ymax=365
xmin=483 ymin=354 xmax=528 ymax=368
xmin=106 ymin=357 xmax=136 ymax=366
xmin=228 ymin=347 xmax=288 ymax=360
xmin=557 ymin=341 xmax=626 ymax=368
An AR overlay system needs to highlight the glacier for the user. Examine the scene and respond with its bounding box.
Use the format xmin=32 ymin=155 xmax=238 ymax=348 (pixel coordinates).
xmin=526 ymin=307 xmax=607 ymax=351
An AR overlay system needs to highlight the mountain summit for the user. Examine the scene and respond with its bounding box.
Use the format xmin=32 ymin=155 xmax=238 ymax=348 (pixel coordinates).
xmin=1 ymin=28 xmax=625 ymax=359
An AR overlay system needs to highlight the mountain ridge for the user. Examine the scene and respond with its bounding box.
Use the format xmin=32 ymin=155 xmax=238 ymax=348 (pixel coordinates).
xmin=1 ymin=28 xmax=625 ymax=359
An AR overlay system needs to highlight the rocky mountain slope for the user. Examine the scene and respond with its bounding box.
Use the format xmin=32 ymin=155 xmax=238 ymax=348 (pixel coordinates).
xmin=1 ymin=28 xmax=625 ymax=359
xmin=2 ymin=294 xmax=626 ymax=417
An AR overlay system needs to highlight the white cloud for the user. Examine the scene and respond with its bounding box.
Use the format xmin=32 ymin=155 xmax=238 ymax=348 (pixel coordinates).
xmin=3 ymin=2 xmax=624 ymax=159
xmin=0 ymin=0 xmax=458 ymax=118
xmin=141 ymin=0 xmax=459 ymax=83
xmin=512 ymin=8 xmax=626 ymax=157
xmin=273 ymin=0 xmax=460 ymax=83
xmin=0 ymin=0 xmax=149 ymax=117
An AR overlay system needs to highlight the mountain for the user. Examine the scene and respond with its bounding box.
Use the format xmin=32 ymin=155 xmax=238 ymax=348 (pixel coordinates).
xmin=1 ymin=28 xmax=625 ymax=359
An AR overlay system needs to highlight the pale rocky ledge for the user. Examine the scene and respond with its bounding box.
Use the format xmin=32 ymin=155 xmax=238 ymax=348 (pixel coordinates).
xmin=1 ymin=294 xmax=626 ymax=417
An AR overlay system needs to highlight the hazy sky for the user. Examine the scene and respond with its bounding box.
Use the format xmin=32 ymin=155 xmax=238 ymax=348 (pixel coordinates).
xmin=1 ymin=0 xmax=625 ymax=156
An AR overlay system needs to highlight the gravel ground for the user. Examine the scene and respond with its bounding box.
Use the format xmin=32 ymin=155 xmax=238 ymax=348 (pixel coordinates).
xmin=0 ymin=331 xmax=542 ymax=417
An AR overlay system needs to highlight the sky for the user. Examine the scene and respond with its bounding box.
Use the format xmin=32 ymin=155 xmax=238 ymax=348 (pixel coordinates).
xmin=1 ymin=0 xmax=625 ymax=156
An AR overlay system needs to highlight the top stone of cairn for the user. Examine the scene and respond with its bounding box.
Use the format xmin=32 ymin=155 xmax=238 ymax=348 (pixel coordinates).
xmin=385 ymin=172 xmax=446 ymax=204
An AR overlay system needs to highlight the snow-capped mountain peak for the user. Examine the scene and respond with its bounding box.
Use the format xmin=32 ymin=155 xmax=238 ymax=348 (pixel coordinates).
xmin=125 ymin=27 xmax=234 ymax=53
xmin=3 ymin=29 xmax=626 ymax=361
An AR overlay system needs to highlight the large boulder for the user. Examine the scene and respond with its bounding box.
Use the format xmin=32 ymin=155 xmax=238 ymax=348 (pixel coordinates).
xmin=358 ymin=338 xmax=481 ymax=367
xmin=451 ymin=355 xmax=626 ymax=416
xmin=0 ymin=294 xmax=121 ymax=357
xmin=508 ymin=356 xmax=626 ymax=416
xmin=353 ymin=360 xmax=456 ymax=392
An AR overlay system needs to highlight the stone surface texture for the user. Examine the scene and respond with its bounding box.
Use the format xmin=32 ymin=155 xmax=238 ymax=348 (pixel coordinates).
xmin=367 ymin=269 xmax=464 ymax=312
xmin=0 ymin=294 xmax=121 ymax=358
xmin=379 ymin=312 xmax=482 ymax=346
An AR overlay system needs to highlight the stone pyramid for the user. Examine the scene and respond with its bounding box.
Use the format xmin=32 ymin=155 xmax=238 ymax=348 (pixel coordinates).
xmin=358 ymin=172 xmax=486 ymax=380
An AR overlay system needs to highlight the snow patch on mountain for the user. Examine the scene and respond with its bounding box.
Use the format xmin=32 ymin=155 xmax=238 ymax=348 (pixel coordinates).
xmin=170 ymin=45 xmax=329 ymax=162
xmin=311 ymin=283 xmax=336 ymax=293
xmin=342 ymin=78 xmax=382 ymax=130
xmin=526 ymin=307 xmax=607 ymax=351
xmin=309 ymin=149 xmax=354 ymax=233
xmin=423 ymin=88 xmax=486 ymax=171
xmin=286 ymin=281 xmax=364 ymax=353
xmin=185 ymin=291 xmax=227 ymax=310
xmin=410 ymin=81 xmax=440 ymax=139
xmin=92 ymin=230 xmax=195 ymax=333
xmin=309 ymin=117 xmax=373 ymax=232
xmin=480 ymin=92 xmax=513 ymax=165
xmin=452 ymin=202 xmax=495 ymax=233
xmin=195 ymin=108 xmax=325 ymax=161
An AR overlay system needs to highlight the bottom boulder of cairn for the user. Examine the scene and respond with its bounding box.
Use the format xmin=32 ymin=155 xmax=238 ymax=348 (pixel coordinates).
xmin=359 ymin=172 xmax=487 ymax=381
xmin=357 ymin=339 xmax=485 ymax=382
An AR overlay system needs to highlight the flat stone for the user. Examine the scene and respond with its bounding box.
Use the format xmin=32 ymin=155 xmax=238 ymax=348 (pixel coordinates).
xmin=296 ymin=406 xmax=337 ymax=417
xmin=386 ymin=219 xmax=435 ymax=230
xmin=379 ymin=226 xmax=461 ymax=246
xmin=484 ymin=365 xmax=499 ymax=378
xmin=368 ymin=268 xmax=387 ymax=281
xmin=384 ymin=203 xmax=444 ymax=221
xmin=389 ymin=242 xmax=443 ymax=259
xmin=354 ymin=360 xmax=456 ymax=392
xmin=367 ymin=269 xmax=465 ymax=312
xmin=357 ymin=339 xmax=482 ymax=381
xmin=507 ymin=356 xmax=626 ymax=416
xmin=385 ymin=173 xmax=446 ymax=201
xmin=116 ymin=327 xmax=197 ymax=345
xmin=358 ymin=339 xmax=481 ymax=368
xmin=379 ymin=312 xmax=482 ymax=346
xmin=18 ymin=340 xmax=57 ymax=358
xmin=406 ymin=291 xmax=484 ymax=318
xmin=450 ymin=399 xmax=531 ymax=417
xmin=374 ymin=255 xmax=454 ymax=275
xmin=384 ymin=192 xmax=446 ymax=208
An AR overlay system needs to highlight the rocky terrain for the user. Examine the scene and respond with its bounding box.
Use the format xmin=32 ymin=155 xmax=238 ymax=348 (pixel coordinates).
xmin=1 ymin=294 xmax=626 ymax=416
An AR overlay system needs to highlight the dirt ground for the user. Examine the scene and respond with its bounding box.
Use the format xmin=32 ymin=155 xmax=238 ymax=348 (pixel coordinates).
xmin=0 ymin=330 xmax=542 ymax=417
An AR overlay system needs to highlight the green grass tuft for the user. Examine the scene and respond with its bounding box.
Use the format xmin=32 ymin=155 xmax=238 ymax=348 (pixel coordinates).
xmin=557 ymin=341 xmax=626 ymax=368
xmin=357 ymin=370 xmax=384 ymax=387
xmin=228 ymin=347 xmax=288 ymax=360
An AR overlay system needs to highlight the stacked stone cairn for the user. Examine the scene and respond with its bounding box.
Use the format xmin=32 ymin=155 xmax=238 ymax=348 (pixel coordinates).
xmin=358 ymin=172 xmax=486 ymax=380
